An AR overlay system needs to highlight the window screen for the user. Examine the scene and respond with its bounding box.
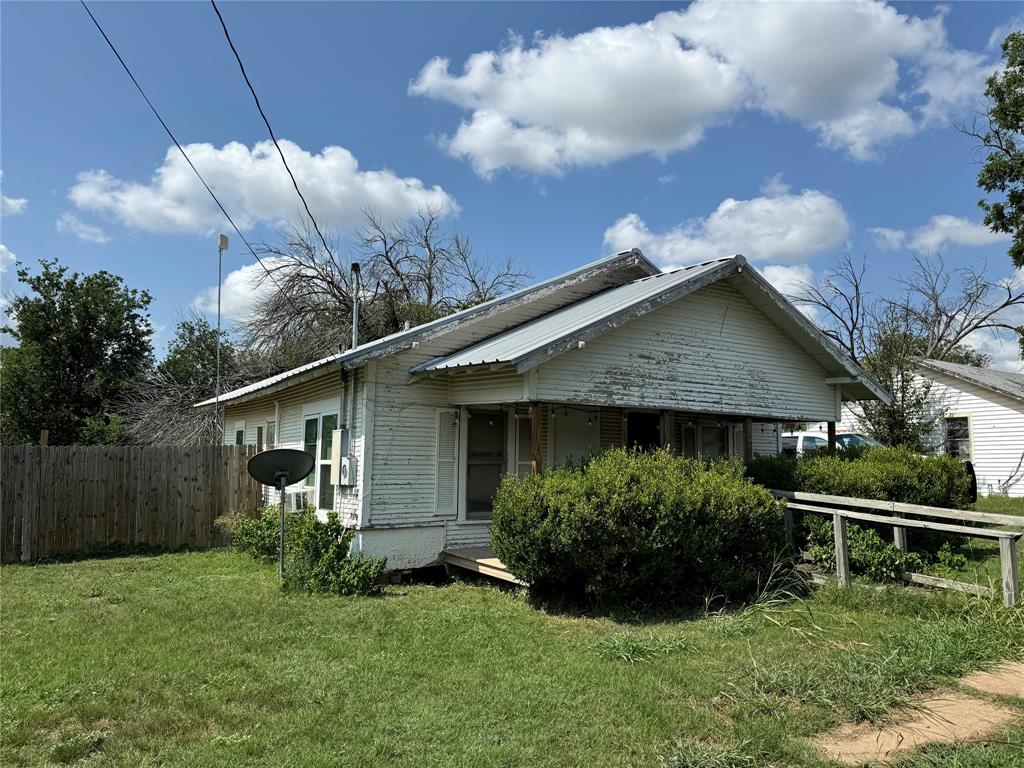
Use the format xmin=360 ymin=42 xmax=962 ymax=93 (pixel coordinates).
xmin=945 ymin=417 xmax=971 ymax=459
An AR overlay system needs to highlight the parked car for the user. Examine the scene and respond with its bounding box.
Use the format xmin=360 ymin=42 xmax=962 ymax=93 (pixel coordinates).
xmin=835 ymin=432 xmax=882 ymax=450
xmin=780 ymin=431 xmax=831 ymax=456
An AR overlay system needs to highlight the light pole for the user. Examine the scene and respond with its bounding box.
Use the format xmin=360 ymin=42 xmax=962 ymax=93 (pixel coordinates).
xmin=216 ymin=234 xmax=228 ymax=441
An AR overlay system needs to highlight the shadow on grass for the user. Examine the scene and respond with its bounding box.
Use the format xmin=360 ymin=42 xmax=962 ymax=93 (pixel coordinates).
xmin=3 ymin=542 xmax=225 ymax=567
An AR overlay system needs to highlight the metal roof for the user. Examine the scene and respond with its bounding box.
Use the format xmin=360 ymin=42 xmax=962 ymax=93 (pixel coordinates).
xmin=918 ymin=359 xmax=1024 ymax=401
xmin=194 ymin=249 xmax=658 ymax=407
xmin=412 ymin=258 xmax=739 ymax=373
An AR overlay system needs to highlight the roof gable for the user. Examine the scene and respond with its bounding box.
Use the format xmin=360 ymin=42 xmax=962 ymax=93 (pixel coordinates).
xmin=917 ymin=359 xmax=1024 ymax=401
xmin=195 ymin=249 xmax=658 ymax=407
xmin=411 ymin=257 xmax=891 ymax=404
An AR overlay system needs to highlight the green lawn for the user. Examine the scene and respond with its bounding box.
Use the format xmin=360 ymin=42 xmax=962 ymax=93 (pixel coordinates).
xmin=921 ymin=496 xmax=1024 ymax=588
xmin=2 ymin=551 xmax=1022 ymax=767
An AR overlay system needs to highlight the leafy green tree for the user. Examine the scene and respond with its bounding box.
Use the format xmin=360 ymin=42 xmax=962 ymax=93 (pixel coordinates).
xmin=1 ymin=260 xmax=153 ymax=444
xmin=122 ymin=314 xmax=239 ymax=446
xmin=973 ymin=31 xmax=1024 ymax=268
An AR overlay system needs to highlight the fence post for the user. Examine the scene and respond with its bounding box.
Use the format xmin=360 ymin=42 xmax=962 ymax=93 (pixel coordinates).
xmin=892 ymin=511 xmax=908 ymax=552
xmin=833 ymin=512 xmax=851 ymax=587
xmin=783 ymin=503 xmax=796 ymax=554
xmin=999 ymin=537 xmax=1019 ymax=608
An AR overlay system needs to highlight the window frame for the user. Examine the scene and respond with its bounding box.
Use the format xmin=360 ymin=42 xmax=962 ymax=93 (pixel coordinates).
xmin=298 ymin=408 xmax=341 ymax=513
xmin=944 ymin=413 xmax=973 ymax=461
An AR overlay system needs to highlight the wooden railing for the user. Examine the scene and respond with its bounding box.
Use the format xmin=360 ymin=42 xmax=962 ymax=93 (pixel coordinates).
xmin=772 ymin=490 xmax=1022 ymax=607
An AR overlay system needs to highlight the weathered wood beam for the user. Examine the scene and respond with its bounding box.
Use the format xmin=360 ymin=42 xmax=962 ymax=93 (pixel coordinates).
xmin=1000 ymin=538 xmax=1020 ymax=607
xmin=833 ymin=513 xmax=851 ymax=587
xmin=530 ymin=401 xmax=543 ymax=475
xmin=827 ymin=421 xmax=836 ymax=451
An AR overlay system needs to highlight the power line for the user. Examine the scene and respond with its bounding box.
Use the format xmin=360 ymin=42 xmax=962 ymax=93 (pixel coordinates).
xmin=79 ymin=0 xmax=286 ymax=294
xmin=210 ymin=0 xmax=336 ymax=262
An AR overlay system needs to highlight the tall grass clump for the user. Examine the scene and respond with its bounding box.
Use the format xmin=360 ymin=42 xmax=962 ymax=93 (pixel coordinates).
xmin=491 ymin=448 xmax=788 ymax=610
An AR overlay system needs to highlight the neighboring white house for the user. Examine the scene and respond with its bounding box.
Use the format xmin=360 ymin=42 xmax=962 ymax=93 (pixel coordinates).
xmin=822 ymin=360 xmax=1024 ymax=498
xmin=917 ymin=360 xmax=1024 ymax=498
xmin=196 ymin=250 xmax=889 ymax=571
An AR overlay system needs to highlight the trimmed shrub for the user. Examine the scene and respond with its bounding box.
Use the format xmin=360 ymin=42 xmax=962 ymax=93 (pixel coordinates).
xmin=746 ymin=446 xmax=973 ymax=509
xmin=491 ymin=448 xmax=787 ymax=609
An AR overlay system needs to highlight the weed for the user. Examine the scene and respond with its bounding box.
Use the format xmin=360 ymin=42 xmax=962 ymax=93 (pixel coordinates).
xmin=599 ymin=632 xmax=694 ymax=664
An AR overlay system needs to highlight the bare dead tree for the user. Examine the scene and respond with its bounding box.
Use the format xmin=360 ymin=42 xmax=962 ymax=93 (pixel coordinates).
xmin=793 ymin=253 xmax=870 ymax=360
xmin=887 ymin=254 xmax=1023 ymax=362
xmin=240 ymin=208 xmax=528 ymax=360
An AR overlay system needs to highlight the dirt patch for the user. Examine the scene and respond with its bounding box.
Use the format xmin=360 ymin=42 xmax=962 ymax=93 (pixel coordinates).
xmin=813 ymin=691 xmax=1018 ymax=766
xmin=961 ymin=662 xmax=1024 ymax=699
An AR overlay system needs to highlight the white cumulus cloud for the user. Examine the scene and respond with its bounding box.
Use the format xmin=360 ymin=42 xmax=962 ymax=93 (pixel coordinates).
xmin=907 ymin=215 xmax=1010 ymax=253
xmin=603 ymin=187 xmax=849 ymax=268
xmin=868 ymin=226 xmax=908 ymax=251
xmin=191 ymin=259 xmax=286 ymax=323
xmin=56 ymin=213 xmax=110 ymax=244
xmin=0 ymin=244 xmax=16 ymax=273
xmin=1 ymin=171 xmax=27 ymax=215
xmin=411 ymin=0 xmax=996 ymax=174
xmin=70 ymin=139 xmax=457 ymax=234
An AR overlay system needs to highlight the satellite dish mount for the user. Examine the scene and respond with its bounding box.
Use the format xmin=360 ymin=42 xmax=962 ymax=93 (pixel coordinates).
xmin=247 ymin=449 xmax=316 ymax=581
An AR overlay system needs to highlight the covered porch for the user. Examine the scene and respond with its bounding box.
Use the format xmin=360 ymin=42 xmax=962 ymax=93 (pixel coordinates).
xmin=452 ymin=400 xmax=786 ymax=524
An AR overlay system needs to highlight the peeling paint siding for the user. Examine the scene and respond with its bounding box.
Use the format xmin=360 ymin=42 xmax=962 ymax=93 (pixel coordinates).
xmin=448 ymin=368 xmax=525 ymax=403
xmin=368 ymin=354 xmax=451 ymax=528
xmin=535 ymin=282 xmax=838 ymax=421
xmin=922 ymin=372 xmax=1024 ymax=497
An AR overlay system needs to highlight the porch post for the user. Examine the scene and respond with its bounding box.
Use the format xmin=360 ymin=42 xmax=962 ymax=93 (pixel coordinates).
xmin=827 ymin=421 xmax=837 ymax=451
xmin=743 ymin=418 xmax=753 ymax=462
xmin=530 ymin=401 xmax=543 ymax=474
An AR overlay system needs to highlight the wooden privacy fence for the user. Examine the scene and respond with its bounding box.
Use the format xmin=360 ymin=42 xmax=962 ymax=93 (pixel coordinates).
xmin=1 ymin=445 xmax=263 ymax=564
xmin=773 ymin=490 xmax=1023 ymax=607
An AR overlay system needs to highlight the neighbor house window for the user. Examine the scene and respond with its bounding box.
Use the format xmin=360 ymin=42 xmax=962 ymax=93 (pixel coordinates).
xmin=945 ymin=416 xmax=971 ymax=460
xmin=465 ymin=408 xmax=506 ymax=520
xmin=234 ymin=420 xmax=245 ymax=445
xmin=266 ymin=421 xmax=276 ymax=449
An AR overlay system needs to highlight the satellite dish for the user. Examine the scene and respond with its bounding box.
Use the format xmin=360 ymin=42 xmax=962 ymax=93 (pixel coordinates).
xmin=247 ymin=448 xmax=315 ymax=487
xmin=246 ymin=448 xmax=315 ymax=583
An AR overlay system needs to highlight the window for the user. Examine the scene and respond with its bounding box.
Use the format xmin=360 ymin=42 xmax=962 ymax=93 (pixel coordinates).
xmin=302 ymin=412 xmax=339 ymax=511
xmin=802 ymin=436 xmax=828 ymax=454
xmin=256 ymin=425 xmax=264 ymax=452
xmin=945 ymin=416 xmax=971 ymax=460
xmin=266 ymin=421 xmax=276 ymax=449
xmin=701 ymin=424 xmax=728 ymax=459
xmin=465 ymin=408 xmax=506 ymax=520
xmin=781 ymin=436 xmax=798 ymax=456
xmin=234 ymin=420 xmax=245 ymax=445
xmin=626 ymin=412 xmax=661 ymax=451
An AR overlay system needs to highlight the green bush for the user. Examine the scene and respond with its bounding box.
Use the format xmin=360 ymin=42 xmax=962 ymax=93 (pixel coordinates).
xmin=491 ymin=448 xmax=787 ymax=609
xmin=283 ymin=509 xmax=386 ymax=596
xmin=226 ymin=505 xmax=386 ymax=596
xmin=746 ymin=447 xmax=973 ymax=581
xmin=227 ymin=506 xmax=280 ymax=561
xmin=747 ymin=446 xmax=972 ymax=508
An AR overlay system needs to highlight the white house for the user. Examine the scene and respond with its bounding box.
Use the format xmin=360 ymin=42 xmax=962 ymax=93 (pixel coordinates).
xmin=917 ymin=360 xmax=1024 ymax=497
xmin=196 ymin=250 xmax=889 ymax=571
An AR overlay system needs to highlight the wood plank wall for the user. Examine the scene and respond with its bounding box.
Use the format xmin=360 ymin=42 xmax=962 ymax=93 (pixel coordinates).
xmin=0 ymin=445 xmax=261 ymax=563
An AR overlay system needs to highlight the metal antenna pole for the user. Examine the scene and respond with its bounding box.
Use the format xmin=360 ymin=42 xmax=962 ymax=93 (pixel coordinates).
xmin=216 ymin=235 xmax=227 ymax=440
xmin=278 ymin=473 xmax=287 ymax=582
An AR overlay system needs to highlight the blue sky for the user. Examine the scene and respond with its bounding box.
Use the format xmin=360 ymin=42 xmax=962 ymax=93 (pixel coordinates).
xmin=1 ymin=1 xmax=1021 ymax=368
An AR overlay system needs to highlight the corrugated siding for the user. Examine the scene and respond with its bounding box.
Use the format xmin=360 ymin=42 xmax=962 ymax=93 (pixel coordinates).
xmin=535 ymin=281 xmax=839 ymax=421
xmin=923 ymin=372 xmax=1024 ymax=497
xmin=448 ymin=368 xmax=524 ymax=404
